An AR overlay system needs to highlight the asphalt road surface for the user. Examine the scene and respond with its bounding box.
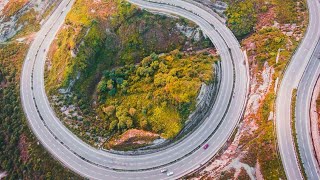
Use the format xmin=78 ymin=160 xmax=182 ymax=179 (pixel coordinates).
xmin=275 ymin=0 xmax=320 ymax=179
xmin=296 ymin=41 xmax=320 ymax=179
xmin=20 ymin=0 xmax=248 ymax=179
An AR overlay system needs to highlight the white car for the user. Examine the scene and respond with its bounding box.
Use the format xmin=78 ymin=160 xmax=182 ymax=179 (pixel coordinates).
xmin=160 ymin=169 xmax=168 ymax=173
xmin=166 ymin=172 xmax=173 ymax=176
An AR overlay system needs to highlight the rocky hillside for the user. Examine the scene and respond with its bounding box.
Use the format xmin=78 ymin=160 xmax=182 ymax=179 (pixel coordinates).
xmin=0 ymin=0 xmax=60 ymax=42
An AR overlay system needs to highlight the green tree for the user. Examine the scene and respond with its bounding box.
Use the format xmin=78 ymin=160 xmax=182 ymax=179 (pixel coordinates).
xmin=108 ymin=88 xmax=117 ymax=96
xmin=109 ymin=120 xmax=118 ymax=131
xmin=226 ymin=0 xmax=257 ymax=38
xmin=97 ymin=80 xmax=107 ymax=93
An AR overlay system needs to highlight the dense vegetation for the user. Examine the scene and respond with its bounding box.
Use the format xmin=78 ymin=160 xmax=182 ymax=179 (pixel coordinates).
xmin=275 ymin=0 xmax=302 ymax=24
xmin=226 ymin=0 xmax=305 ymax=38
xmin=0 ymin=1 xmax=79 ymax=178
xmin=225 ymin=0 xmax=257 ymax=38
xmin=46 ymin=0 xmax=212 ymax=146
xmin=0 ymin=43 xmax=78 ymax=179
xmin=46 ymin=0 xmax=209 ymax=93
xmin=96 ymin=50 xmax=215 ymax=139
xmin=250 ymin=27 xmax=293 ymax=70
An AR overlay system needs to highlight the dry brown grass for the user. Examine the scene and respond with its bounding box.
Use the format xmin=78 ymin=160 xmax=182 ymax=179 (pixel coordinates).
xmin=2 ymin=0 xmax=29 ymax=18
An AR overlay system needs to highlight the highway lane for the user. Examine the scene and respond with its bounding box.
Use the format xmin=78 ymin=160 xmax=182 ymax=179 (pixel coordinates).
xmin=33 ymin=2 xmax=237 ymax=168
xmin=296 ymin=41 xmax=320 ymax=179
xmin=275 ymin=0 xmax=320 ymax=179
xmin=21 ymin=0 xmax=248 ymax=179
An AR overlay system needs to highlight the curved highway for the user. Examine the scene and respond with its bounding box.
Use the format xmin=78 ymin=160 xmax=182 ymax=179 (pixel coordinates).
xmin=296 ymin=40 xmax=320 ymax=179
xmin=20 ymin=0 xmax=248 ymax=179
xmin=275 ymin=0 xmax=320 ymax=179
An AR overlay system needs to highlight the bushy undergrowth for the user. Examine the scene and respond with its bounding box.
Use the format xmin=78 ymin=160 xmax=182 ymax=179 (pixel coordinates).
xmin=0 ymin=43 xmax=78 ymax=179
xmin=0 ymin=1 xmax=80 ymax=178
xmin=226 ymin=0 xmax=305 ymax=38
xmin=46 ymin=0 xmax=212 ymax=145
xmin=96 ymin=50 xmax=216 ymax=139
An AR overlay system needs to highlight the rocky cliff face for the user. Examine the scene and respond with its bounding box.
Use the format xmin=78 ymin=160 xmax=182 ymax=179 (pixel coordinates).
xmin=0 ymin=0 xmax=60 ymax=42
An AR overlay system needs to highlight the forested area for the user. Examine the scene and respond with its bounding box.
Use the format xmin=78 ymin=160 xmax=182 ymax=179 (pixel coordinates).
xmin=0 ymin=1 xmax=79 ymax=178
xmin=0 ymin=43 xmax=78 ymax=179
xmin=96 ymin=50 xmax=216 ymax=139
xmin=46 ymin=0 xmax=213 ymax=147
xmin=225 ymin=0 xmax=257 ymax=38
xmin=225 ymin=0 xmax=304 ymax=38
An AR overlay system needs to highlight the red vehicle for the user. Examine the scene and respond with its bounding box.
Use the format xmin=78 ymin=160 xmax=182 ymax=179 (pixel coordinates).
xmin=203 ymin=144 xmax=209 ymax=150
